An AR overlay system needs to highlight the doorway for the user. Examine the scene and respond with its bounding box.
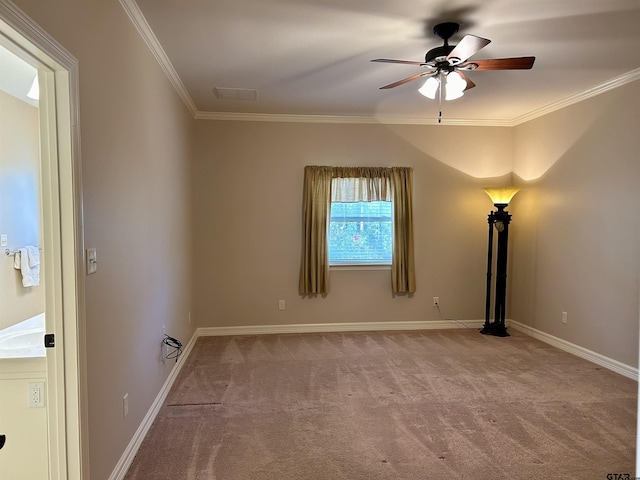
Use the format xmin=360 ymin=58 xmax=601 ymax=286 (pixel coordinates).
xmin=0 ymin=41 xmax=49 ymax=480
xmin=0 ymin=2 xmax=85 ymax=479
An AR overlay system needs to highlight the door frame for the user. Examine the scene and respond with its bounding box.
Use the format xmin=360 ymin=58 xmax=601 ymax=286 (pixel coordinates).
xmin=0 ymin=2 xmax=86 ymax=479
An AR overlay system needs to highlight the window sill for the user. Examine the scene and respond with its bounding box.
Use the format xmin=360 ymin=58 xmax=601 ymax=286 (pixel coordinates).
xmin=330 ymin=264 xmax=391 ymax=271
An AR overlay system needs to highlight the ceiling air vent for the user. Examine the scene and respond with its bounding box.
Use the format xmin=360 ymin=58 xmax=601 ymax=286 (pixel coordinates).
xmin=213 ymin=87 xmax=257 ymax=101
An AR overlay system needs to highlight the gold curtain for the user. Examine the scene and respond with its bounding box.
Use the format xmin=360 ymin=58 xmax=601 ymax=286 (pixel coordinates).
xmin=390 ymin=167 xmax=416 ymax=293
xmin=299 ymin=166 xmax=333 ymax=294
xmin=299 ymin=166 xmax=415 ymax=295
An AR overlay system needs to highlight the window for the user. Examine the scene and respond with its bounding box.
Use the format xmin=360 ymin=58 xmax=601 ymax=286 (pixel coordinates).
xmin=299 ymin=166 xmax=415 ymax=295
xmin=329 ymin=201 xmax=392 ymax=265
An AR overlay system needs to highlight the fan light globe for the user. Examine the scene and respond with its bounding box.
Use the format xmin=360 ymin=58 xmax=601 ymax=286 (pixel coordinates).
xmin=444 ymin=87 xmax=464 ymax=100
xmin=483 ymin=186 xmax=521 ymax=206
xmin=444 ymin=71 xmax=466 ymax=100
xmin=418 ymin=76 xmax=439 ymax=99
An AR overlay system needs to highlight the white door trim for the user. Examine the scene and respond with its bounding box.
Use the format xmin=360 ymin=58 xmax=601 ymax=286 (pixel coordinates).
xmin=0 ymin=2 xmax=87 ymax=479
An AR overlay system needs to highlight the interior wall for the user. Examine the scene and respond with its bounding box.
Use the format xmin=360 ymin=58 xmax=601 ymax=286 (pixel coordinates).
xmin=193 ymin=121 xmax=513 ymax=329
xmin=10 ymin=1 xmax=197 ymax=479
xmin=0 ymin=89 xmax=44 ymax=331
xmin=510 ymin=79 xmax=640 ymax=368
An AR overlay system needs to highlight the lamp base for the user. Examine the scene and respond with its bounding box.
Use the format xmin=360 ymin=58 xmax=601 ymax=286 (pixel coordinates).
xmin=480 ymin=322 xmax=510 ymax=337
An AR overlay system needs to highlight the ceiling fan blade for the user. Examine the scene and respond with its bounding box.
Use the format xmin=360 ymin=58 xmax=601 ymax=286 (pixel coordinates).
xmin=380 ymin=71 xmax=434 ymax=89
xmin=447 ymin=34 xmax=491 ymax=64
xmin=371 ymin=58 xmax=426 ymax=66
xmin=462 ymin=57 xmax=535 ymax=70
xmin=457 ymin=71 xmax=475 ymax=91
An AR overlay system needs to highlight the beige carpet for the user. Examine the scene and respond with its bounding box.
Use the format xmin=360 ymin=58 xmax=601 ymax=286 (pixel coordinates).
xmin=124 ymin=329 xmax=637 ymax=480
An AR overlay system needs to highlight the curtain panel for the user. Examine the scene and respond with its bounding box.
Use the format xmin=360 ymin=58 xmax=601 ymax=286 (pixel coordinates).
xmin=299 ymin=165 xmax=416 ymax=295
xmin=299 ymin=166 xmax=333 ymax=295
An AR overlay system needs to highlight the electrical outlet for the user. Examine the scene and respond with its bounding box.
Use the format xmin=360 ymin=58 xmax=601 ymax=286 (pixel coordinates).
xmin=562 ymin=311 xmax=568 ymax=325
xmin=278 ymin=300 xmax=285 ymax=310
xmin=28 ymin=382 xmax=45 ymax=408
xmin=162 ymin=325 xmax=166 ymax=336
xmin=123 ymin=393 xmax=129 ymax=418
xmin=433 ymin=296 xmax=439 ymax=307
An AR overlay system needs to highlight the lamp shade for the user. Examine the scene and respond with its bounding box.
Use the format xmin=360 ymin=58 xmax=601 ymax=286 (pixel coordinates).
xmin=483 ymin=186 xmax=521 ymax=206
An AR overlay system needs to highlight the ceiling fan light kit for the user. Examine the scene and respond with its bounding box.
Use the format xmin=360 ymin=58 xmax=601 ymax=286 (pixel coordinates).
xmin=372 ymin=22 xmax=535 ymax=121
xmin=419 ymin=71 xmax=467 ymax=101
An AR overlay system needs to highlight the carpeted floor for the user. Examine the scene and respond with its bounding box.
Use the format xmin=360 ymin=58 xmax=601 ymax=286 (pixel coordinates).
xmin=124 ymin=328 xmax=637 ymax=480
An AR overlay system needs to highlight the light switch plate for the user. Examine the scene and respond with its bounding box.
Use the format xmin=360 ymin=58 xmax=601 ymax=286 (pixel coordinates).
xmin=86 ymin=248 xmax=97 ymax=274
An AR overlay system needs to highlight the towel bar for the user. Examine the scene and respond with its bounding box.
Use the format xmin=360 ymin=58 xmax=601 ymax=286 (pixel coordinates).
xmin=5 ymin=248 xmax=42 ymax=256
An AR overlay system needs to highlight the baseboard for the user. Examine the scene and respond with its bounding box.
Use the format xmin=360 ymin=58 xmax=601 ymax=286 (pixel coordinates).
xmin=107 ymin=329 xmax=199 ymax=480
xmin=509 ymin=320 xmax=638 ymax=381
xmin=197 ymin=319 xmax=485 ymax=337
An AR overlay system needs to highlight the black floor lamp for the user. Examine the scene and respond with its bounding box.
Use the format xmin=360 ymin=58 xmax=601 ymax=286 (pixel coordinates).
xmin=481 ymin=187 xmax=520 ymax=337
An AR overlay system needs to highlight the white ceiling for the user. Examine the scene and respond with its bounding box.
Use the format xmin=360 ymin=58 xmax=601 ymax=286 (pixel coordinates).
xmin=131 ymin=0 xmax=640 ymax=124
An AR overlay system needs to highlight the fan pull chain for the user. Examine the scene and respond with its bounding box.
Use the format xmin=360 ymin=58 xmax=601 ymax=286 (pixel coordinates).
xmin=438 ymin=73 xmax=443 ymax=124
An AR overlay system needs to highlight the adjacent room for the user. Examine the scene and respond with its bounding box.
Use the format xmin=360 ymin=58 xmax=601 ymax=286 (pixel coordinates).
xmin=0 ymin=0 xmax=638 ymax=479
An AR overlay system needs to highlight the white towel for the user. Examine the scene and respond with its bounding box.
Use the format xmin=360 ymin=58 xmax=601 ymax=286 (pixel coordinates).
xmin=13 ymin=246 xmax=40 ymax=287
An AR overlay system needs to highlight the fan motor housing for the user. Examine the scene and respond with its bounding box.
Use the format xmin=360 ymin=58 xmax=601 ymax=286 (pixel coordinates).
xmin=425 ymin=45 xmax=455 ymax=64
xmin=433 ymin=22 xmax=459 ymax=41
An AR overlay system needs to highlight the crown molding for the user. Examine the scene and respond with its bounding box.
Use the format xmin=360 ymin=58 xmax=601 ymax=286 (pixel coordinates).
xmin=194 ymin=110 xmax=513 ymax=127
xmin=512 ymin=67 xmax=640 ymax=126
xmin=119 ymin=0 xmax=198 ymax=117
xmin=0 ymin=0 xmax=76 ymax=69
xmin=195 ymin=111 xmax=382 ymax=124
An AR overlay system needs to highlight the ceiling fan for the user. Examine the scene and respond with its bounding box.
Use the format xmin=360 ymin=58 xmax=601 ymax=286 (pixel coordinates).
xmin=372 ymin=22 xmax=535 ymax=106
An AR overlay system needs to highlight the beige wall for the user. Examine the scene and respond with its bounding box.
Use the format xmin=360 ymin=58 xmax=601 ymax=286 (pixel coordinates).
xmin=0 ymin=90 xmax=45 ymax=330
xmin=10 ymin=1 xmax=197 ymax=479
xmin=193 ymin=121 xmax=513 ymax=328
xmin=510 ymin=80 xmax=640 ymax=368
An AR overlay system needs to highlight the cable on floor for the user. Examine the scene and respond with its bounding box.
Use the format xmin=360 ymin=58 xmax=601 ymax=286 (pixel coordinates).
xmin=434 ymin=303 xmax=473 ymax=329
